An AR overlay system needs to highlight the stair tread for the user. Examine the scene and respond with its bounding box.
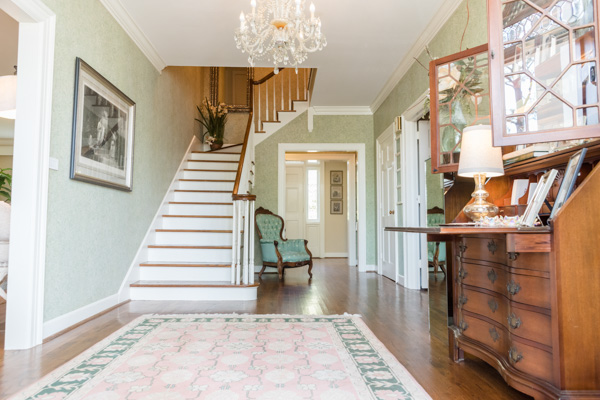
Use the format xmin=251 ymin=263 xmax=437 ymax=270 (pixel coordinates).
xmin=183 ymin=169 xmax=237 ymax=173
xmin=192 ymin=151 xmax=241 ymax=155
xmin=169 ymin=202 xmax=233 ymax=205
xmin=255 ymin=131 xmax=266 ymax=133
xmin=155 ymin=229 xmax=243 ymax=233
xmin=188 ymin=160 xmax=239 ymax=163
xmin=140 ymin=262 xmax=230 ymax=267
xmin=174 ymin=190 xmax=232 ymax=193
xmin=179 ymin=179 xmax=235 ymax=182
xmin=148 ymin=245 xmax=232 ymax=249
xmin=131 ymin=280 xmax=259 ymax=288
xmin=162 ymin=215 xmax=233 ymax=218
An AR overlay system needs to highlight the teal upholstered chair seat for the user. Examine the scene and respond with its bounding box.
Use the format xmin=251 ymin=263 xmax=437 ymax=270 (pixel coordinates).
xmin=255 ymin=207 xmax=313 ymax=280
xmin=427 ymin=207 xmax=447 ymax=278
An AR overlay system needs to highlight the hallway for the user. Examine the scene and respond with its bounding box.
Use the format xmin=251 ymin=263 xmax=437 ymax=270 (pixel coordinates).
xmin=0 ymin=260 xmax=529 ymax=399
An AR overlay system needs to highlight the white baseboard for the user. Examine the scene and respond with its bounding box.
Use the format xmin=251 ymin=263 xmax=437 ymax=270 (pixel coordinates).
xmin=43 ymin=294 xmax=119 ymax=339
xmin=324 ymin=253 xmax=348 ymax=258
xmin=118 ymin=136 xmax=199 ymax=302
xmin=358 ymin=264 xmax=377 ymax=272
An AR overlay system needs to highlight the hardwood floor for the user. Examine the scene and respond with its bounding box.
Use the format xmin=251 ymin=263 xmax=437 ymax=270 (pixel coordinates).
xmin=0 ymin=259 xmax=530 ymax=399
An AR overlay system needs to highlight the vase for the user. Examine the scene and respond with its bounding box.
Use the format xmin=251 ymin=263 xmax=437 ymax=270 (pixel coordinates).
xmin=210 ymin=142 xmax=223 ymax=151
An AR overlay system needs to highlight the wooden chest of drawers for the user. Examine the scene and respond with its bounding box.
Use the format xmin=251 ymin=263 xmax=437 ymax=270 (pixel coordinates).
xmin=449 ymin=230 xmax=600 ymax=399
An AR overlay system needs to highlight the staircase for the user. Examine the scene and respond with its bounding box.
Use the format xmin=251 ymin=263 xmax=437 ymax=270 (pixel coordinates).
xmin=129 ymin=143 xmax=258 ymax=301
xmin=252 ymin=67 xmax=316 ymax=145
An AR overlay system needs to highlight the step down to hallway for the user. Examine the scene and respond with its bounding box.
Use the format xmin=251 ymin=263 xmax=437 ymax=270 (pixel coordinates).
xmin=140 ymin=262 xmax=230 ymax=268
xmin=130 ymin=280 xmax=258 ymax=301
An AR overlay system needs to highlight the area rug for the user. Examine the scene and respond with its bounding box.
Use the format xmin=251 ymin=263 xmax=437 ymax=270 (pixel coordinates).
xmin=11 ymin=314 xmax=431 ymax=400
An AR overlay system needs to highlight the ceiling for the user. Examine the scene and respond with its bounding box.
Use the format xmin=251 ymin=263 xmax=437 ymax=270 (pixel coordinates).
xmin=120 ymin=0 xmax=447 ymax=108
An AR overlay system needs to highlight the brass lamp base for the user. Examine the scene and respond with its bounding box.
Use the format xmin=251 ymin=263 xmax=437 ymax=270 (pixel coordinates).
xmin=463 ymin=173 xmax=499 ymax=222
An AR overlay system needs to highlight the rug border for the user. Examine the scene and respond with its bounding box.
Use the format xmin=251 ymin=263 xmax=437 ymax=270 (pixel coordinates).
xmin=9 ymin=313 xmax=432 ymax=400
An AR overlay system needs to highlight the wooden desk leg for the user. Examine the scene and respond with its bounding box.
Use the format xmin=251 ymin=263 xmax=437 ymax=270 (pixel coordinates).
xmin=448 ymin=326 xmax=464 ymax=362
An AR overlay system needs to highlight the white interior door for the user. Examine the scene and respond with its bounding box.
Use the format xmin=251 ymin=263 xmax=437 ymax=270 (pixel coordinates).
xmin=285 ymin=165 xmax=304 ymax=240
xmin=378 ymin=131 xmax=396 ymax=280
xmin=418 ymin=121 xmax=430 ymax=290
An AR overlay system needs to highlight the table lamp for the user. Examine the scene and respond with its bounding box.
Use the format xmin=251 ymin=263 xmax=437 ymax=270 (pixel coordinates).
xmin=457 ymin=125 xmax=504 ymax=221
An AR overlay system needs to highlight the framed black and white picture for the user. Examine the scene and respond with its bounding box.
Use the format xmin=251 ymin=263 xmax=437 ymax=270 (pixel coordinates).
xmin=70 ymin=58 xmax=136 ymax=191
xmin=330 ymin=170 xmax=343 ymax=185
xmin=521 ymin=169 xmax=558 ymax=227
xmin=331 ymin=200 xmax=343 ymax=214
xmin=549 ymin=148 xmax=587 ymax=220
xmin=331 ymin=185 xmax=343 ymax=200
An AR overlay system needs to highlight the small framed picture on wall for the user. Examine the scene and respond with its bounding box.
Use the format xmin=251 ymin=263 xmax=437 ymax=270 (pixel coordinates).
xmin=331 ymin=185 xmax=343 ymax=200
xmin=331 ymin=200 xmax=343 ymax=214
xmin=330 ymin=170 xmax=343 ymax=185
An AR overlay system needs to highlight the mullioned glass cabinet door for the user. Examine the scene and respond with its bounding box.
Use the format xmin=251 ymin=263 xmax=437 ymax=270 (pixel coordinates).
xmin=489 ymin=0 xmax=600 ymax=146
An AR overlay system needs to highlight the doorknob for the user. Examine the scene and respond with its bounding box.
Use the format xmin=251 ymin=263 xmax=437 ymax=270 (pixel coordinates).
xmin=389 ymin=210 xmax=395 ymax=215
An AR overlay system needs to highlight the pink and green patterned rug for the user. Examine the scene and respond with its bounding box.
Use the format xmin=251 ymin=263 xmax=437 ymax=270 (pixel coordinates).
xmin=11 ymin=314 xmax=431 ymax=400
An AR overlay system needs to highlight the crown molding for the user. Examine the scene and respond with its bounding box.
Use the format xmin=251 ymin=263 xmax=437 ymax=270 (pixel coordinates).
xmin=98 ymin=0 xmax=166 ymax=73
xmin=370 ymin=0 xmax=464 ymax=113
xmin=312 ymin=106 xmax=373 ymax=115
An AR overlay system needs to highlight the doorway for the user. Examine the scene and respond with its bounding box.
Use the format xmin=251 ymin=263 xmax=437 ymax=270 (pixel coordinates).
xmin=376 ymin=125 xmax=397 ymax=281
xmin=0 ymin=0 xmax=56 ymax=350
xmin=284 ymin=153 xmax=355 ymax=260
xmin=278 ymin=143 xmax=365 ymax=270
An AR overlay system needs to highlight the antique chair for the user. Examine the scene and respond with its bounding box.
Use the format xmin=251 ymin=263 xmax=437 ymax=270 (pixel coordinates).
xmin=427 ymin=206 xmax=446 ymax=279
xmin=255 ymin=207 xmax=313 ymax=280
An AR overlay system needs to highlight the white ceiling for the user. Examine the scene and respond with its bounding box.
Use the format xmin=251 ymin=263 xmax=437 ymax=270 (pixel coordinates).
xmin=119 ymin=0 xmax=447 ymax=107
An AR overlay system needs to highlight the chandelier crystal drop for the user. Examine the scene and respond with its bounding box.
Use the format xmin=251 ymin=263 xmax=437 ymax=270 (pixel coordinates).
xmin=234 ymin=0 xmax=327 ymax=73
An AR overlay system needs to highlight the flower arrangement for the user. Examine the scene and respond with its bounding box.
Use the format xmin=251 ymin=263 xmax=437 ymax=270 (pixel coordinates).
xmin=0 ymin=168 xmax=11 ymax=203
xmin=196 ymin=98 xmax=228 ymax=150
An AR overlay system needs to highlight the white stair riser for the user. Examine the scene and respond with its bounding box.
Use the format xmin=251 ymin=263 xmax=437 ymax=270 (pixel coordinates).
xmin=130 ymin=286 xmax=257 ymax=301
xmin=162 ymin=217 xmax=233 ymax=230
xmin=183 ymin=170 xmax=237 ymax=180
xmin=185 ymin=161 xmax=238 ymax=170
xmin=190 ymin=153 xmax=240 ymax=161
xmin=173 ymin=192 xmax=232 ymax=203
xmin=140 ymin=266 xmax=231 ymax=281
xmin=155 ymin=231 xmax=233 ymax=246
xmin=168 ymin=203 xmax=233 ymax=216
xmin=178 ymin=181 xmax=234 ymax=191
xmin=147 ymin=247 xmax=232 ymax=262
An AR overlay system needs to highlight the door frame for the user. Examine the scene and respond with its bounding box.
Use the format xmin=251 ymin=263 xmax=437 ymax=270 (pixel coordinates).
xmin=376 ymin=123 xmax=396 ymax=279
xmin=0 ymin=0 xmax=56 ymax=349
xmin=400 ymin=92 xmax=429 ymax=290
xmin=278 ymin=143 xmax=365 ymax=271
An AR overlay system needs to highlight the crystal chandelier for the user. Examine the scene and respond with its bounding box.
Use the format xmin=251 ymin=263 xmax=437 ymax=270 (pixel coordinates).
xmin=234 ymin=0 xmax=326 ymax=73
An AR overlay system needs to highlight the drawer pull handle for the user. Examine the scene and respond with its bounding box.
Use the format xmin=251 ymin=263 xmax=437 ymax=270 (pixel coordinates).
xmin=509 ymin=347 xmax=523 ymax=364
xmin=488 ymin=240 xmax=498 ymax=255
xmin=507 ymin=252 xmax=520 ymax=261
xmin=458 ymin=268 xmax=468 ymax=280
xmin=488 ymin=299 xmax=498 ymax=313
xmin=507 ymin=313 xmax=522 ymax=330
xmin=487 ymin=268 xmax=497 ymax=284
xmin=458 ymin=243 xmax=468 ymax=255
xmin=507 ymin=280 xmax=521 ymax=296
xmin=489 ymin=327 xmax=500 ymax=342
xmin=458 ymin=294 xmax=468 ymax=308
xmin=459 ymin=321 xmax=469 ymax=332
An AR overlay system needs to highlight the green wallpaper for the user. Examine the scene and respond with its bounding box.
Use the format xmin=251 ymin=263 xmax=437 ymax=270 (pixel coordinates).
xmin=253 ymin=112 xmax=377 ymax=265
xmin=373 ymin=0 xmax=488 ymax=136
xmin=42 ymin=0 xmax=207 ymax=321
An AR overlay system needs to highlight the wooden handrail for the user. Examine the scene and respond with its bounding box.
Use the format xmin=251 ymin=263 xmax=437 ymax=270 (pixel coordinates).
xmin=252 ymin=68 xmax=286 ymax=86
xmin=232 ymin=84 xmax=254 ymax=197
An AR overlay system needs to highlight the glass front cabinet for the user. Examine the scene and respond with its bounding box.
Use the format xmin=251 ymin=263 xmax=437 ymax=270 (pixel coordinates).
xmin=489 ymin=0 xmax=600 ymax=146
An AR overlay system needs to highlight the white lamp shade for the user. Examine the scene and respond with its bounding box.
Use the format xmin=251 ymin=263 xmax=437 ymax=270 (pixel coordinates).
xmin=0 ymin=75 xmax=17 ymax=120
xmin=457 ymin=125 xmax=504 ymax=178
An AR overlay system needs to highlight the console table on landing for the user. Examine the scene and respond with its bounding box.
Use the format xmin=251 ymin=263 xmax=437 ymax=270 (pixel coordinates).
xmin=385 ymin=224 xmax=600 ymax=400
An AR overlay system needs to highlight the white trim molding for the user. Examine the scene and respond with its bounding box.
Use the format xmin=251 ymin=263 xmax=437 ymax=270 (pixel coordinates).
xmin=1 ymin=0 xmax=56 ymax=350
xmin=312 ymin=106 xmax=373 ymax=115
xmin=98 ymin=0 xmax=166 ymax=72
xmin=43 ymin=294 xmax=120 ymax=339
xmin=370 ymin=0 xmax=463 ymax=113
